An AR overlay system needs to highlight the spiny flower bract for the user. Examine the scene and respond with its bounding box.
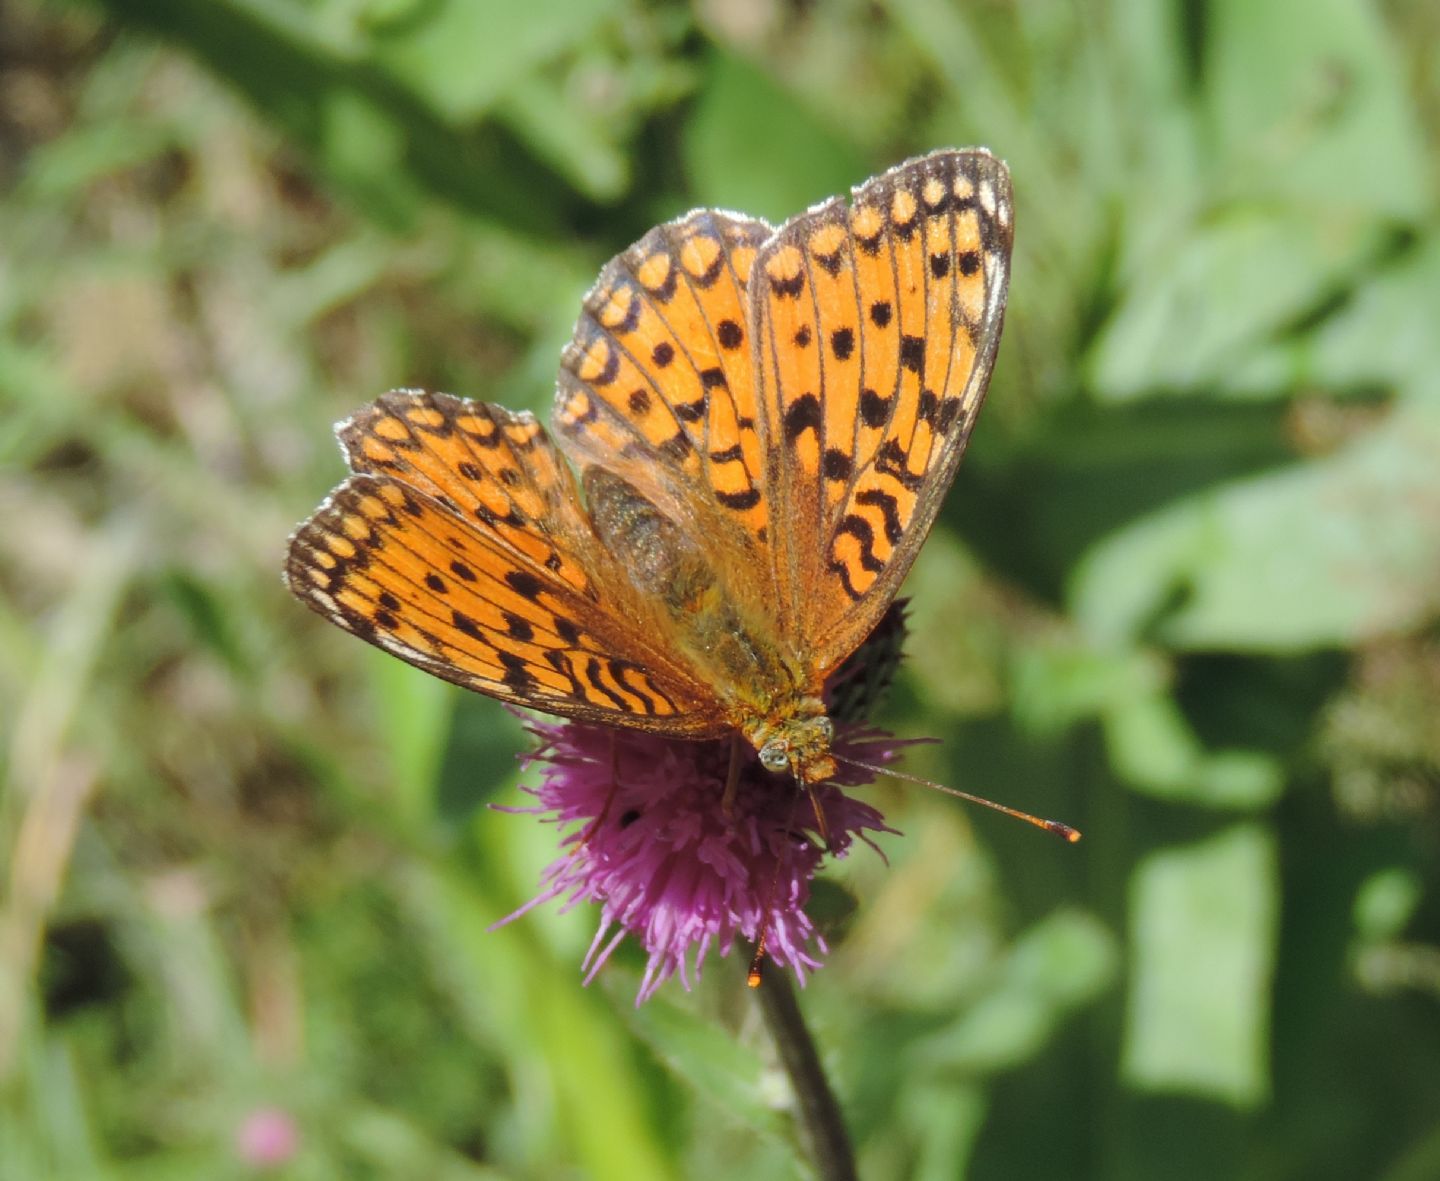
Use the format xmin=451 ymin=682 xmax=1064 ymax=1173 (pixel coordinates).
xmin=494 ymin=720 xmax=902 ymax=1002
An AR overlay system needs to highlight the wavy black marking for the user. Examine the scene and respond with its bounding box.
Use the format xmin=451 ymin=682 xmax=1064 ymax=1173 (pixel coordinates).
xmin=690 ymin=251 xmax=725 ymax=288
xmin=784 ymin=394 xmax=822 ymax=441
xmin=716 ymin=487 xmax=761 ymax=510
xmin=770 ymin=270 xmax=805 ymax=298
xmin=875 ymin=438 xmax=924 ymax=491
xmin=584 ymin=656 xmax=630 ymax=710
xmin=856 ymin=487 xmax=904 ymax=544
xmin=612 ymin=660 xmax=665 ymax=713
xmin=674 ymin=397 xmax=706 ymax=423
xmin=499 ymin=651 xmax=536 ymax=691
xmin=658 ymin=430 xmax=693 ymax=461
xmin=641 ymin=261 xmax=678 ymax=303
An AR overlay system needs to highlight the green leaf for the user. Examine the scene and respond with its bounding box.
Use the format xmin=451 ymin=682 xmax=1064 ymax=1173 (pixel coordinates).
xmin=366 ymin=0 xmax=612 ymax=121
xmin=495 ymin=72 xmax=629 ymax=202
xmin=682 ymin=50 xmax=867 ymax=223
xmin=919 ymin=909 xmax=1118 ymax=1074
xmin=623 ymin=992 xmax=789 ymax=1139
xmin=1302 ymin=234 xmax=1440 ymax=399
xmin=367 ymin=651 xmax=455 ymax=826
xmin=1072 ymin=403 xmax=1440 ymax=651
xmin=1102 ymin=687 xmax=1284 ymax=807
xmin=1353 ymin=868 xmax=1423 ymax=941
xmin=1089 ymin=208 xmax=1382 ymax=400
xmin=1206 ymin=0 xmax=1432 ymax=221
xmin=1123 ymin=823 xmax=1278 ymax=1108
xmin=18 ymin=122 xmax=177 ymax=202
xmin=1010 ymin=640 xmax=1166 ymax=737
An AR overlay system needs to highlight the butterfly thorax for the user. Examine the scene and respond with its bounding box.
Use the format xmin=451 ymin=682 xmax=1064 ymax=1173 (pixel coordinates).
xmin=586 ymin=468 xmax=834 ymax=779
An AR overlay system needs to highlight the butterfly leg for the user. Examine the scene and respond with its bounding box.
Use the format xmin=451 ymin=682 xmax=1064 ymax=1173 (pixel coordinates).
xmin=804 ymin=782 xmax=835 ymax=853
xmin=748 ymin=788 xmax=804 ymax=987
xmin=721 ymin=736 xmax=743 ymax=818
xmin=579 ymin=733 xmax=623 ymax=849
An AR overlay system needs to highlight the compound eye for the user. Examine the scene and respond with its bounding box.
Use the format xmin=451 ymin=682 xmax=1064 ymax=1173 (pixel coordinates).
xmin=816 ymin=717 xmax=835 ymax=743
xmin=759 ymin=741 xmax=790 ymax=773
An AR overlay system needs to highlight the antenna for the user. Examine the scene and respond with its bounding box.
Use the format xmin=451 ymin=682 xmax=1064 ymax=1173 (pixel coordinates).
xmin=831 ymin=753 xmax=1081 ymax=842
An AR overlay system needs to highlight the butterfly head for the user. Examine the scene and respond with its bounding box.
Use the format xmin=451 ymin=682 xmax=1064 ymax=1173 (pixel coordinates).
xmin=751 ymin=703 xmax=836 ymax=786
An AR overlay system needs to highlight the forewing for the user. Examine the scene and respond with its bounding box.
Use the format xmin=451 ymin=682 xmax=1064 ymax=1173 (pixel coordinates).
xmin=751 ymin=148 xmax=1013 ymax=672
xmin=288 ymin=397 xmax=727 ymax=736
xmin=340 ymin=390 xmax=598 ymax=595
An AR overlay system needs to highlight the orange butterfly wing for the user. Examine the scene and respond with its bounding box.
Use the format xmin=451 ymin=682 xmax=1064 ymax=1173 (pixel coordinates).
xmin=285 ymin=393 xmax=726 ymax=736
xmin=751 ymin=148 xmax=1014 ymax=673
xmin=552 ymin=209 xmax=775 ymax=556
xmin=288 ymin=151 xmax=1012 ymax=733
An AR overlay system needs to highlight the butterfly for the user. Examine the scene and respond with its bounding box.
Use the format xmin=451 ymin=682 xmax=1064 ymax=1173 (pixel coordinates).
xmin=285 ymin=148 xmax=1013 ymax=803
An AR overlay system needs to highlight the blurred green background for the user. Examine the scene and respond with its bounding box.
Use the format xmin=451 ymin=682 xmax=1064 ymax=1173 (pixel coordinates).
xmin=3 ymin=0 xmax=1439 ymax=1177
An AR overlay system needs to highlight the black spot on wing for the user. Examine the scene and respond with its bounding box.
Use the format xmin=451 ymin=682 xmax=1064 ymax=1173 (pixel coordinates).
xmin=499 ymin=651 xmax=536 ymax=690
xmin=859 ymin=388 xmax=892 ymax=429
xmin=452 ymin=610 xmax=483 ymax=640
xmin=900 ymin=335 xmax=925 ymax=375
xmin=503 ymin=612 xmax=534 ymax=642
xmin=505 ymin=570 xmax=543 ymax=601
xmin=937 ymin=397 xmax=966 ymax=434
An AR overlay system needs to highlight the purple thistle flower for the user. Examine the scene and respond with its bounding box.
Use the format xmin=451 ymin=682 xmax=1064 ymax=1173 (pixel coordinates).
xmin=493 ymin=721 xmax=905 ymax=1003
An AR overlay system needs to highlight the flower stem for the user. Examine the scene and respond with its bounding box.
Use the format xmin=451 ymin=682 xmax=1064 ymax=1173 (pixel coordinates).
xmin=756 ymin=972 xmax=857 ymax=1181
